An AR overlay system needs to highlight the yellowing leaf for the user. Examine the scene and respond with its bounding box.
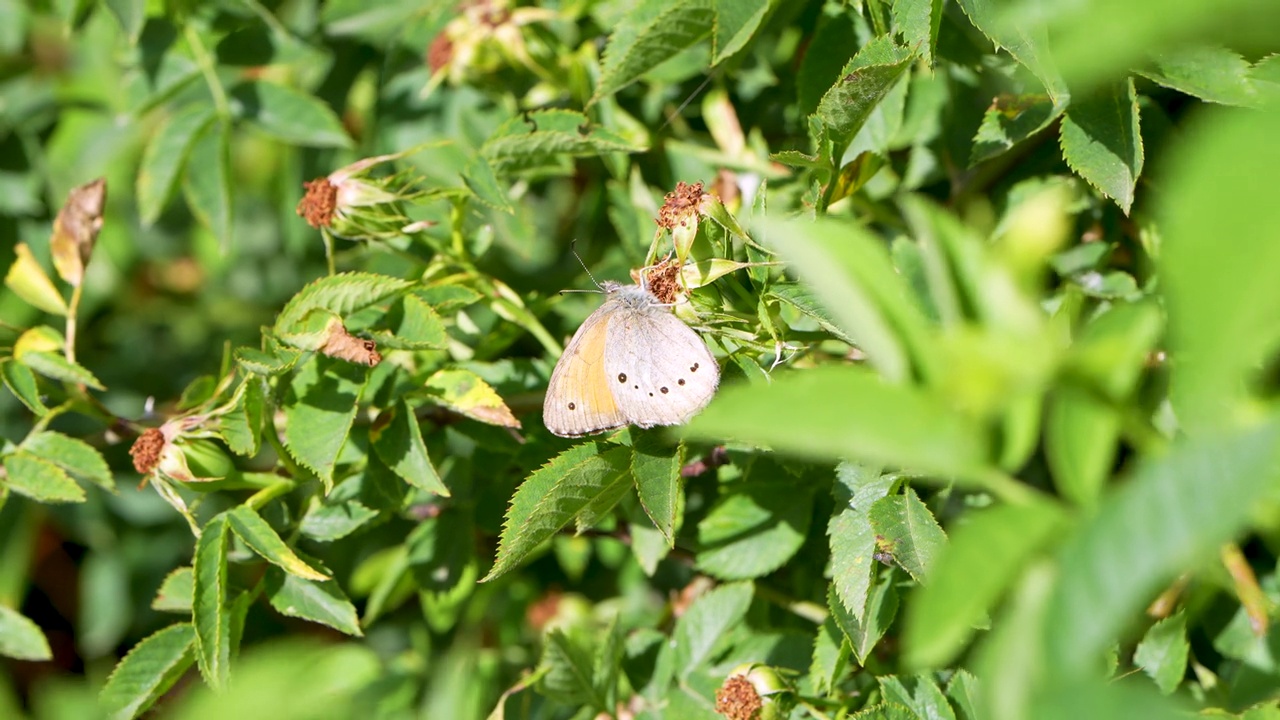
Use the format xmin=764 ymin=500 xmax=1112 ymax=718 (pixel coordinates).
xmin=423 ymin=369 xmax=520 ymax=429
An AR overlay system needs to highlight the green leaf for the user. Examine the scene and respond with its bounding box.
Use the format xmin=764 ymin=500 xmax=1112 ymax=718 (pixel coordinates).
xmin=631 ymin=432 xmax=682 ymax=546
xmin=99 ymin=623 xmax=195 ymax=720
xmin=955 ymin=0 xmax=1069 ymax=103
xmin=151 ymin=567 xmax=193 ymax=613
xmin=1046 ymin=419 xmax=1280 ymax=677
xmin=696 ymin=478 xmax=813 ymax=580
xmin=461 ymin=155 xmax=514 ymax=214
xmin=879 ymin=674 xmax=956 ymax=720
xmin=1059 ymin=78 xmax=1143 ymax=214
xmin=299 ymin=498 xmax=379 ymax=542
xmin=905 ymin=499 xmax=1066 ymax=669
xmin=686 ymin=366 xmax=994 ymax=483
xmin=1138 ymin=46 xmax=1260 ymax=106
xmin=1 ymin=360 xmax=48 ymax=415
xmin=0 ymin=605 xmax=51 ymax=661
xmin=282 ymin=357 xmax=367 ymax=488
xmin=227 ymin=506 xmax=329 ymax=581
xmin=421 ymin=369 xmax=520 ymax=429
xmin=892 ymin=0 xmax=944 ymax=65
xmin=182 ymin=120 xmax=233 ymax=248
xmin=867 ymin=487 xmax=946 ymax=583
xmin=971 ymin=94 xmax=1065 ymax=165
xmin=757 ymin=216 xmax=935 ymax=383
xmin=483 ymin=443 xmax=631 ymax=582
xmin=218 ymin=379 xmax=264 ymax=457
xmin=265 ymin=566 xmax=362 ymax=637
xmin=541 ymin=630 xmax=611 ymax=713
xmin=137 ymin=103 xmax=216 ymax=225
xmin=276 ymin=272 xmax=412 ymax=334
xmin=592 ymin=1 xmax=715 ymax=102
xmin=1159 ymin=106 xmax=1280 ymax=433
xmin=1134 ymin=611 xmax=1189 ymax=695
xmin=947 ymin=669 xmax=982 ymax=720
xmin=18 ymin=350 xmax=105 ymax=390
xmin=371 ymin=294 xmax=448 ymax=351
xmin=815 ymin=37 xmax=915 ymax=143
xmin=233 ymin=80 xmax=352 ymax=148
xmin=829 ymin=576 xmax=898 ymax=665
xmin=371 ymin=400 xmax=447 ymax=496
xmin=672 ymin=581 xmax=753 ymax=678
xmin=2 ymin=450 xmax=85 ymax=503
xmin=810 ymin=617 xmax=851 ymax=696
xmin=830 ymin=463 xmax=897 ymax=622
xmin=104 ymin=0 xmax=146 ymax=43
xmin=768 ymin=284 xmax=857 ymax=346
xmin=21 ymin=431 xmax=114 ymax=492
xmin=481 ymin=110 xmax=644 ymax=174
xmin=192 ymin=514 xmax=230 ymax=690
xmin=710 ymin=0 xmax=768 ymax=65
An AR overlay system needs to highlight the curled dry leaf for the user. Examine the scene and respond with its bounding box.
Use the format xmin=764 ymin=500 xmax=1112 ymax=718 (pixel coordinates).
xmin=51 ymin=178 xmax=107 ymax=287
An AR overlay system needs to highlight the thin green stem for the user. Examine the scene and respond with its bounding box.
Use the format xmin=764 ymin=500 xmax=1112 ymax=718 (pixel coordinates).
xmin=245 ymin=478 xmax=297 ymax=511
xmin=184 ymin=25 xmax=231 ymax=120
xmin=64 ymin=283 xmax=82 ymax=364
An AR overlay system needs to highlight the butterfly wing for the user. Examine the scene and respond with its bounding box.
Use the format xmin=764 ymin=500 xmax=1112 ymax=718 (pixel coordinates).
xmin=543 ymin=301 xmax=629 ymax=437
xmin=605 ymin=306 xmax=719 ymax=428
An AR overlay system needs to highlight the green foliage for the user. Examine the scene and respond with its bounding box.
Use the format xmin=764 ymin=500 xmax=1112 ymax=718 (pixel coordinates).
xmin=2 ymin=1 xmax=1280 ymax=719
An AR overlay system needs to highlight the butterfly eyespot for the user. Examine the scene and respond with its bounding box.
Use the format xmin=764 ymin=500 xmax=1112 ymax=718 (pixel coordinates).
xmin=633 ymin=384 xmax=639 ymax=389
xmin=648 ymin=392 xmax=654 ymax=397
xmin=617 ymin=373 xmax=627 ymax=383
xmin=678 ymin=379 xmax=685 ymax=385
xmin=690 ymin=363 xmax=700 ymax=372
xmin=567 ymin=402 xmax=576 ymax=410
xmin=660 ymin=387 xmax=669 ymax=394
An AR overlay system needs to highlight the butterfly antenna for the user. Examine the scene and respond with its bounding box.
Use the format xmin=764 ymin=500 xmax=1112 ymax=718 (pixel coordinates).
xmin=563 ymin=240 xmax=605 ymax=294
xmin=659 ymin=70 xmax=718 ymax=133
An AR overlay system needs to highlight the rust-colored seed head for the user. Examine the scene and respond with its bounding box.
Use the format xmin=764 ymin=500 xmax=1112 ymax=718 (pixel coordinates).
xmin=129 ymin=428 xmax=166 ymax=475
xmin=643 ymin=258 xmax=681 ymax=305
xmin=426 ymin=33 xmax=453 ymax=72
xmin=297 ymin=178 xmax=338 ymax=228
xmin=657 ymin=181 xmax=705 ymax=230
xmin=715 ymin=674 xmax=762 ymax=720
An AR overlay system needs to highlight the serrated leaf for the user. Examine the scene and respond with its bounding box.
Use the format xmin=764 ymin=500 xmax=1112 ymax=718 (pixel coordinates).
xmin=893 ymin=0 xmax=943 ymax=65
xmin=971 ymin=94 xmax=1065 ymax=165
xmin=299 ymin=498 xmax=379 ymax=542
xmin=3 ymin=450 xmax=85 ymax=503
xmin=541 ymin=630 xmax=610 ymax=712
xmin=868 ymin=488 xmax=946 ymax=582
xmin=905 ymin=499 xmax=1065 ymax=670
xmin=1 ymin=359 xmax=48 ymax=414
xmin=461 ymin=155 xmax=514 ymax=214
xmin=227 ymin=505 xmax=329 ymax=580
xmin=815 ymin=38 xmax=915 ymax=143
xmin=422 ymin=369 xmax=519 ymax=429
xmin=947 ymin=669 xmax=982 ymax=720
xmin=631 ymin=432 xmax=682 ymax=545
xmin=414 ymin=284 xmax=483 ymax=314
xmin=152 ymin=567 xmax=193 ymax=613
xmin=22 ymin=431 xmax=113 ymax=492
xmin=810 ymin=617 xmax=851 ymax=696
xmin=672 ymin=581 xmax=753 ymax=678
xmin=955 ymin=0 xmax=1068 ymax=103
xmin=371 ymin=294 xmax=448 ymax=351
xmin=711 ymin=0 xmax=768 ymax=65
xmin=17 ymin=350 xmax=105 ymax=389
xmin=1138 ymin=46 xmax=1259 ymax=107
xmin=183 ymin=120 xmax=233 ymax=248
xmin=1047 ymin=419 xmax=1280 ymax=676
xmin=99 ymin=622 xmax=194 ymax=720
xmin=234 ymin=345 xmax=303 ymax=376
xmin=218 ymin=379 xmax=264 ymax=457
xmin=265 ymin=566 xmax=362 ymax=636
xmin=879 ymin=674 xmax=956 ymax=720
xmin=371 ymin=400 xmax=448 ymax=496
xmin=696 ymin=480 xmax=813 ymax=580
xmin=481 ymin=111 xmax=644 ymax=174
xmin=192 ymin=514 xmax=230 ymax=690
xmin=483 ymin=443 xmax=631 ymax=582
xmin=276 ymin=272 xmax=413 ymax=334
xmin=0 ymin=605 xmax=51 ymax=661
xmin=1134 ymin=611 xmax=1188 ymax=694
xmin=829 ymin=577 xmax=898 ymax=665
xmin=282 ymin=357 xmax=367 ymax=488
xmin=769 ymin=284 xmax=857 ymax=346
xmin=5 ymin=243 xmax=67 ymax=316
xmin=137 ymin=103 xmax=216 ymax=225
xmin=233 ymin=80 xmax=352 ymax=148
xmin=830 ymin=462 xmax=897 ymax=622
xmin=1059 ymin=79 xmax=1143 ymax=214
xmin=593 ymin=2 xmax=715 ymax=102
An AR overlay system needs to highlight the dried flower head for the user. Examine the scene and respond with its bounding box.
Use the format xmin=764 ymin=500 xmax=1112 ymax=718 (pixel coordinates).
xmin=129 ymin=427 xmax=165 ymax=475
xmin=657 ymin=181 xmax=706 ymax=231
xmin=715 ymin=675 xmax=762 ymax=720
xmin=295 ymin=150 xmax=428 ymax=241
xmin=639 ymin=257 xmax=681 ymax=305
xmin=422 ymin=0 xmax=555 ymax=97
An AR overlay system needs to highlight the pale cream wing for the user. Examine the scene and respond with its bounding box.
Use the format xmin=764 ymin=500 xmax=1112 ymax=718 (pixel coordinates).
xmin=543 ymin=302 xmax=628 ymax=437
xmin=605 ymin=307 xmax=719 ymax=428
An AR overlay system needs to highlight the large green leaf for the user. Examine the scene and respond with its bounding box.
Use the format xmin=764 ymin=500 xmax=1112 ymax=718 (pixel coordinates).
xmin=829 ymin=463 xmax=897 ymax=622
xmin=631 ymin=432 xmax=682 ymax=546
xmin=867 ymin=487 xmax=947 ymax=583
xmin=1134 ymin=611 xmax=1189 ymax=695
xmin=671 ymin=581 xmax=753 ymax=679
xmin=264 ymin=567 xmax=362 ymax=637
xmin=192 ymin=515 xmax=231 ymax=691
xmin=137 ymin=103 xmax=216 ymax=225
xmin=282 ymin=357 xmax=368 ymax=488
xmin=815 ymin=38 xmax=916 ymax=144
xmin=2 ymin=450 xmax=85 ymax=503
xmin=482 ymin=443 xmax=631 ymax=582
xmin=1138 ymin=46 xmax=1260 ymax=106
xmin=371 ymin=400 xmax=447 ymax=496
xmin=956 ymin=0 xmax=1069 ymax=103
xmin=592 ymin=1 xmax=715 ymax=102
xmin=21 ymin=431 xmax=114 ymax=492
xmin=227 ymin=506 xmax=328 ymax=580
xmin=695 ymin=478 xmax=813 ymax=580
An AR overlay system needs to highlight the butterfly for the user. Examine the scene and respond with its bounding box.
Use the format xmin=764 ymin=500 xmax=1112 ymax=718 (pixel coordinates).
xmin=543 ymin=281 xmax=719 ymax=437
